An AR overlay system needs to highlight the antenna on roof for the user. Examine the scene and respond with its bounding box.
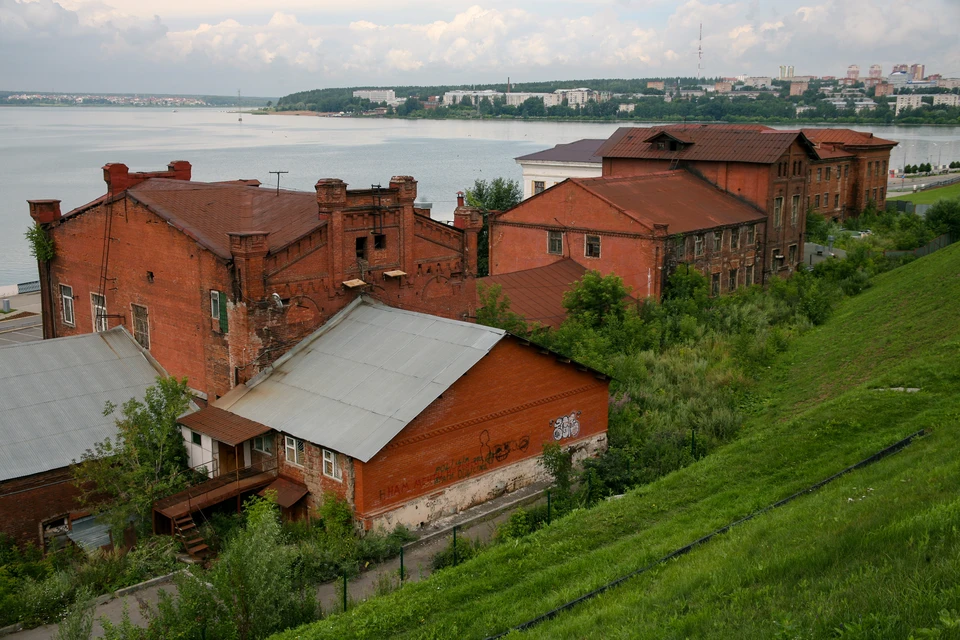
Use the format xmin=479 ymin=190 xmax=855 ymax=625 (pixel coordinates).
xmin=269 ymin=170 xmax=288 ymax=196
xmin=697 ymin=23 xmax=703 ymax=81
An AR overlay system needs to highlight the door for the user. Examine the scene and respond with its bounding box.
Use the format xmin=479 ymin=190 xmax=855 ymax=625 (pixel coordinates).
xmin=219 ymin=441 xmax=238 ymax=474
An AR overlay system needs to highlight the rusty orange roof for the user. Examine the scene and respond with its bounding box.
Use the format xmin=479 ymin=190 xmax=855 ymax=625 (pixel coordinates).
xmin=179 ymin=405 xmax=271 ymax=446
xmin=259 ymin=476 xmax=308 ymax=508
xmin=802 ymin=128 xmax=898 ymax=149
xmin=598 ymin=124 xmax=814 ymax=165
xmin=569 ymin=171 xmax=766 ymax=235
xmin=481 ymin=260 xmax=587 ymax=329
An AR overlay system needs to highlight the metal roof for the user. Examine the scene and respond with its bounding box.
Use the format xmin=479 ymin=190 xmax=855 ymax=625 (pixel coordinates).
xmin=0 ymin=328 xmax=167 ymax=482
xmin=179 ymin=406 xmax=271 ymax=446
xmin=515 ymin=139 xmax=605 ymax=164
xmin=481 ymin=260 xmax=588 ymax=329
xmin=219 ymin=298 xmax=506 ymax=463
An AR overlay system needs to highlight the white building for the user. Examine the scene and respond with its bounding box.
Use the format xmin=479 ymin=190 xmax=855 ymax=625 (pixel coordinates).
xmin=742 ymin=76 xmax=773 ymax=88
xmin=352 ymin=89 xmax=396 ymax=103
xmin=514 ymin=139 xmax=604 ymax=200
xmin=895 ymin=94 xmax=924 ymax=115
xmin=938 ymin=78 xmax=960 ymax=89
xmin=505 ymin=92 xmax=562 ymax=107
xmin=442 ymin=89 xmax=504 ymax=105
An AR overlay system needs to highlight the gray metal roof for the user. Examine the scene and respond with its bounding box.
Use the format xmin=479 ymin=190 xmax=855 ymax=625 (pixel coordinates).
xmin=220 ymin=298 xmax=506 ymax=463
xmin=0 ymin=327 xmax=166 ymax=481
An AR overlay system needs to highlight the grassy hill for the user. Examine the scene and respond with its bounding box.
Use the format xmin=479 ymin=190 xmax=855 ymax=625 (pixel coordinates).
xmin=277 ymin=243 xmax=960 ymax=639
xmin=889 ymin=180 xmax=960 ymax=205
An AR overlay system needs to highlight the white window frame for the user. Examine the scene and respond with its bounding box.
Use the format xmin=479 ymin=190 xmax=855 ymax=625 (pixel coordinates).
xmin=131 ymin=303 xmax=150 ymax=349
xmin=253 ymin=434 xmax=273 ymax=455
xmin=533 ymin=180 xmax=545 ymax=195
xmin=60 ymin=284 xmax=75 ymax=326
xmin=322 ymin=448 xmax=342 ymax=481
xmin=210 ymin=290 xmax=220 ymax=320
xmin=584 ymin=235 xmax=601 ymax=259
xmin=91 ymin=292 xmax=107 ymax=332
xmin=547 ymin=230 xmax=563 ymax=255
xmin=285 ymin=435 xmax=304 ymax=466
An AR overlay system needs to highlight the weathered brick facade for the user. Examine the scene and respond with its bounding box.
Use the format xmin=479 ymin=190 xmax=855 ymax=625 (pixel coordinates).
xmin=0 ymin=467 xmax=80 ymax=547
xmin=30 ymin=163 xmax=481 ymax=400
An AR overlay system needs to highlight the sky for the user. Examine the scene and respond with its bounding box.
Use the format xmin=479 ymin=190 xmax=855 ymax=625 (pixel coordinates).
xmin=1 ymin=0 xmax=958 ymax=97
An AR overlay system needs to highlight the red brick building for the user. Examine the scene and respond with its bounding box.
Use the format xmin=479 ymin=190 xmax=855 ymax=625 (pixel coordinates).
xmin=489 ymin=171 xmax=766 ymax=300
xmin=29 ymin=162 xmax=481 ymax=401
xmin=155 ymin=299 xmax=609 ymax=531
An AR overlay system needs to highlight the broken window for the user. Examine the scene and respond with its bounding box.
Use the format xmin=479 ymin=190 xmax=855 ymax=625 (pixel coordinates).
xmin=533 ymin=181 xmax=545 ymax=195
xmin=91 ymin=293 xmax=107 ymax=332
xmin=730 ymin=229 xmax=739 ymax=250
xmin=791 ymin=194 xmax=800 ymax=226
xmin=713 ymin=230 xmax=722 ymax=252
xmin=253 ymin=434 xmax=273 ymax=455
xmin=585 ymin=235 xmax=601 ymax=258
xmin=774 ymin=197 xmax=784 ymax=227
xmin=711 ymin=272 xmax=721 ymax=297
xmin=131 ymin=304 xmax=149 ymax=349
xmin=355 ymin=236 xmax=367 ymax=260
xmin=747 ymin=225 xmax=756 ymax=246
xmin=789 ymin=244 xmax=798 ymax=264
xmin=728 ymin=269 xmax=738 ymax=291
xmin=695 ymin=235 xmax=704 ymax=257
xmin=675 ymin=236 xmax=686 ymax=259
xmin=374 ymin=234 xmax=386 ymax=250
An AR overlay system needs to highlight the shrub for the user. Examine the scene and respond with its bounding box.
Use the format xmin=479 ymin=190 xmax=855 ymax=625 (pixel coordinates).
xmin=431 ymin=535 xmax=483 ymax=571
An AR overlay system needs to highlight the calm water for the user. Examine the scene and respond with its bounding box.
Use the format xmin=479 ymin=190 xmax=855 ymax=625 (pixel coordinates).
xmin=1 ymin=108 xmax=958 ymax=285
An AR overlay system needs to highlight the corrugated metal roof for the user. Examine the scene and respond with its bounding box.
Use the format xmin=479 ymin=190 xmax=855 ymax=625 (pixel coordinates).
xmin=179 ymin=406 xmax=271 ymax=446
xmin=259 ymin=477 xmax=308 ymax=508
xmin=481 ymin=260 xmax=587 ymax=329
xmin=515 ymin=139 xmax=605 ymax=164
xmin=219 ymin=298 xmax=506 ymax=463
xmin=802 ymin=128 xmax=898 ymax=149
xmin=0 ymin=328 xmax=166 ymax=481
xmin=597 ymin=124 xmax=808 ymax=165
xmin=570 ymin=172 xmax=767 ymax=234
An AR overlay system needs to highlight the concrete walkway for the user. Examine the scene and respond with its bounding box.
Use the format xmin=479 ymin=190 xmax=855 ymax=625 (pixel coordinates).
xmin=0 ymin=293 xmax=42 ymax=346
xmin=5 ymin=483 xmax=548 ymax=638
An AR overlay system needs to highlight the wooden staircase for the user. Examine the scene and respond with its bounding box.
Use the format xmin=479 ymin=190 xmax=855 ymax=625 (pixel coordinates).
xmin=173 ymin=513 xmax=209 ymax=561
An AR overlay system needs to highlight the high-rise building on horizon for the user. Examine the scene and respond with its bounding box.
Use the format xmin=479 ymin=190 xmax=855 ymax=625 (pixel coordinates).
xmin=910 ymin=64 xmax=926 ymax=81
xmin=869 ymin=64 xmax=882 ymax=79
xmin=779 ymin=65 xmax=795 ymax=79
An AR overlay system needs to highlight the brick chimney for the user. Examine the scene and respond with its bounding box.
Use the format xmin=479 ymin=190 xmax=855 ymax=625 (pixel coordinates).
xmin=389 ymin=176 xmax=418 ymax=204
xmin=315 ymin=179 xmax=348 ymax=215
xmin=229 ymin=232 xmax=269 ymax=301
xmin=103 ymin=161 xmax=192 ymax=196
xmin=456 ymin=191 xmax=465 ymax=207
xmin=28 ymin=200 xmax=62 ymax=225
xmin=454 ymin=204 xmax=483 ymax=275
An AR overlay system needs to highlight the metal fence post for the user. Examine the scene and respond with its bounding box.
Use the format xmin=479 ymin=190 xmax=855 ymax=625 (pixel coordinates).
xmin=342 ymin=573 xmax=347 ymax=613
xmin=452 ymin=526 xmax=458 ymax=566
xmin=399 ymin=546 xmax=405 ymax=582
xmin=547 ymin=490 xmax=552 ymax=525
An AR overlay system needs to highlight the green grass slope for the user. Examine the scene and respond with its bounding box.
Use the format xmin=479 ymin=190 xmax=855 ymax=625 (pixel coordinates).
xmin=889 ymin=180 xmax=960 ymax=205
xmin=277 ymin=244 xmax=960 ymax=640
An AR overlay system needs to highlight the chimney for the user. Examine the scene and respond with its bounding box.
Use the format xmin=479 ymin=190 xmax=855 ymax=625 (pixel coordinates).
xmin=167 ymin=160 xmax=192 ymax=181
xmin=453 ymin=204 xmax=483 ymax=276
xmin=456 ymin=191 xmax=465 ymax=207
xmin=229 ymin=232 xmax=269 ymax=301
xmin=103 ymin=163 xmax=131 ymax=196
xmin=315 ymin=178 xmax=348 ymax=215
xmin=103 ymin=161 xmax=192 ymax=196
xmin=389 ymin=176 xmax=417 ymax=204
xmin=28 ymin=200 xmax=62 ymax=225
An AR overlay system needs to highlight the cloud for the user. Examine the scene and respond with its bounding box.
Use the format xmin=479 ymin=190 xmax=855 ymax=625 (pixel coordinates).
xmin=0 ymin=0 xmax=958 ymax=95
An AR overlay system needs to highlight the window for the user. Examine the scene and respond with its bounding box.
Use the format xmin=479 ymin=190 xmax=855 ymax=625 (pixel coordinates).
xmin=789 ymin=244 xmax=798 ymax=264
xmin=836 ymin=165 xmax=841 ymax=181
xmin=746 ymin=264 xmax=754 ymax=286
xmin=844 ymin=165 xmax=849 ymax=177
xmin=880 ymin=188 xmax=885 ymax=201
xmin=91 ymin=293 xmax=107 ymax=332
xmin=695 ymin=235 xmax=704 ymax=256
xmin=825 ymin=167 xmax=831 ymax=181
xmin=772 ymin=248 xmax=784 ymax=270
xmin=191 ymin=431 xmax=202 ymax=446
xmin=210 ymin=290 xmax=228 ymax=333
xmin=533 ymin=181 xmax=545 ymax=195
xmin=865 ymin=189 xmax=870 ymax=203
xmin=374 ymin=234 xmax=386 ymax=250
xmin=675 ymin=236 xmax=686 ymax=259
xmin=867 ymin=161 xmax=872 ymax=175
xmin=747 ymin=225 xmax=756 ymax=246
xmin=711 ymin=273 xmax=721 ymax=297
xmin=873 ymin=188 xmax=878 ymax=202
xmin=728 ymin=269 xmax=738 ymax=292
xmin=548 ymin=230 xmax=563 ymax=255
xmin=792 ymin=160 xmax=797 ymax=175
xmin=285 ymin=436 xmax=305 ymax=466
xmin=355 ymin=236 xmax=367 ymax=260
xmin=791 ymin=194 xmax=800 ymax=226
xmin=253 ymin=434 xmax=273 ymax=455
xmin=656 ymin=142 xmax=666 ymax=150
xmin=323 ymin=449 xmax=342 ymax=481
xmin=730 ymin=228 xmax=739 ymax=250
xmin=774 ymin=197 xmax=783 ymax=227
xmin=585 ymin=235 xmax=601 ymax=258
xmin=713 ymin=231 xmax=722 ymax=252
xmin=823 ymin=192 xmax=828 ymax=208
xmin=815 ymin=194 xmax=821 ymax=208
xmin=131 ymin=304 xmax=149 ymax=349
xmin=835 ymin=194 xmax=840 ymax=208
xmin=816 ymin=168 xmax=822 ymax=182
xmin=777 ymin=163 xmax=781 ymax=178
xmin=60 ymin=284 xmax=75 ymax=326
xmin=210 ymin=290 xmax=220 ymax=320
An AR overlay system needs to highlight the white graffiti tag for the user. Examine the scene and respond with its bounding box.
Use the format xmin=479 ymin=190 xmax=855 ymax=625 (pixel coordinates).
xmin=551 ymin=411 xmax=581 ymax=441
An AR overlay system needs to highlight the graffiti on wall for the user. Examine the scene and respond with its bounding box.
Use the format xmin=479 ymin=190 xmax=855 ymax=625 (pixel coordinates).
xmin=551 ymin=411 xmax=581 ymax=441
xmin=480 ymin=429 xmax=530 ymax=465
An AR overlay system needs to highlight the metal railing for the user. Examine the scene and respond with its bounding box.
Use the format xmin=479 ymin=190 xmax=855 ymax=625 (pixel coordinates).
xmin=154 ymin=456 xmax=279 ymax=517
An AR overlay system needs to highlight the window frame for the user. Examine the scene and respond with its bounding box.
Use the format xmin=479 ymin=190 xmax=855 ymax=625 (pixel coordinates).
xmin=533 ymin=180 xmax=545 ymax=195
xmin=373 ymin=234 xmax=387 ymax=250
xmin=675 ymin=236 xmax=686 ymax=259
xmin=131 ymin=303 xmax=149 ymax=349
xmin=355 ymin=236 xmax=368 ymax=260
xmin=791 ymin=194 xmax=800 ymax=226
xmin=694 ymin=235 xmax=704 ymax=257
xmin=728 ymin=268 xmax=738 ymax=292
xmin=730 ymin=228 xmax=739 ymax=250
xmin=815 ymin=194 xmax=821 ymax=209
xmin=788 ymin=244 xmax=798 ymax=264
xmin=713 ymin=230 xmax=722 ymax=252
xmin=774 ymin=196 xmax=784 ymax=227
xmin=210 ymin=290 xmax=220 ymax=320
xmin=584 ymin=235 xmax=601 ymax=259
xmin=816 ymin=167 xmax=822 ymax=182
xmin=191 ymin=430 xmax=202 ymax=446
xmin=91 ymin=292 xmax=107 ymax=332
xmin=60 ymin=284 xmax=75 ymax=326
xmin=747 ymin=225 xmax=756 ymax=246
xmin=746 ymin=264 xmax=754 ymax=287
xmin=547 ymin=230 xmax=563 ymax=255
xmin=825 ymin=167 xmax=831 ymax=181
xmin=253 ymin=434 xmax=273 ymax=455
xmin=284 ymin=435 xmax=305 ymax=467
xmin=322 ymin=448 xmax=342 ymax=481
xmin=711 ymin=272 xmax=721 ymax=297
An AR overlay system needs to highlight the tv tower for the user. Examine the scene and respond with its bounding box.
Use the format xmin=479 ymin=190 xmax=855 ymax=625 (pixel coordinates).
xmin=697 ymin=23 xmax=703 ymax=80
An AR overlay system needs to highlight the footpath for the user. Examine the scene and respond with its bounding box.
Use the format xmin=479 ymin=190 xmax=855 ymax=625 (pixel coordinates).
xmin=0 ymin=292 xmax=43 ymax=346
xmin=3 ymin=483 xmax=548 ymax=639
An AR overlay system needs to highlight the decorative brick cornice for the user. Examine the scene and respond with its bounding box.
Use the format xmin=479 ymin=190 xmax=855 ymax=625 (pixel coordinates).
xmin=386 ymin=382 xmax=605 ymax=449
xmin=490 ymin=220 xmax=658 ymax=240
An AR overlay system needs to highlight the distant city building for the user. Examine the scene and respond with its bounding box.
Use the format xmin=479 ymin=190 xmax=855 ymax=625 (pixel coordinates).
xmin=869 ymin=64 xmax=883 ymax=79
xmin=505 ymin=92 xmax=561 ymax=107
xmin=742 ymin=76 xmax=773 ymax=88
xmin=352 ymin=89 xmax=396 ymax=103
xmin=618 ymin=103 xmax=635 ymax=113
xmin=892 ymin=64 xmax=909 ymax=74
xmin=938 ymin=78 xmax=960 ymax=89
xmin=514 ymin=139 xmax=604 ymax=200
xmin=790 ymin=81 xmax=809 ymax=96
xmin=896 ymin=94 xmax=924 ymax=115
xmin=442 ymin=89 xmax=503 ymax=105
xmin=647 ymin=81 xmax=665 ymax=91
xmin=910 ymin=64 xmax=926 ymax=81
xmin=714 ymin=81 xmax=733 ymax=93
xmin=779 ymin=65 xmax=795 ymax=79
xmin=888 ymin=71 xmax=912 ymax=88
xmin=874 ymin=83 xmax=894 ymax=97
xmin=933 ymin=94 xmax=960 ymax=108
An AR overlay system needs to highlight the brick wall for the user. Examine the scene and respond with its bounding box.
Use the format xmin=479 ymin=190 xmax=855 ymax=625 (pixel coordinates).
xmin=0 ymin=467 xmax=80 ymax=547
xmin=353 ymin=338 xmax=609 ymax=524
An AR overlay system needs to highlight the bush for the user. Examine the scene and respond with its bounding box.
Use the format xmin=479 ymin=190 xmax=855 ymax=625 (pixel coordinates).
xmin=431 ymin=535 xmax=483 ymax=571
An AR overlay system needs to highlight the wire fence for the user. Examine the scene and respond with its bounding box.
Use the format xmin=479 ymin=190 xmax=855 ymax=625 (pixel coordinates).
xmin=485 ymin=429 xmax=926 ymax=639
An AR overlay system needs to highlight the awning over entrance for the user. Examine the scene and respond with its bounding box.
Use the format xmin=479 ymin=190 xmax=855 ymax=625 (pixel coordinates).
xmin=179 ymin=406 xmax=271 ymax=446
xmin=259 ymin=476 xmax=309 ymax=508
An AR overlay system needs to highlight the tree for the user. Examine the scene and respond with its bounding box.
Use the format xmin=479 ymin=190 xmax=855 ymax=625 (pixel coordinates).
xmin=72 ymin=377 xmax=192 ymax=536
xmin=926 ymin=198 xmax=960 ymax=238
xmin=562 ymin=271 xmax=631 ymax=328
xmin=475 ymin=282 xmax=529 ymax=334
xmin=465 ymin=177 xmax=522 ymax=276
